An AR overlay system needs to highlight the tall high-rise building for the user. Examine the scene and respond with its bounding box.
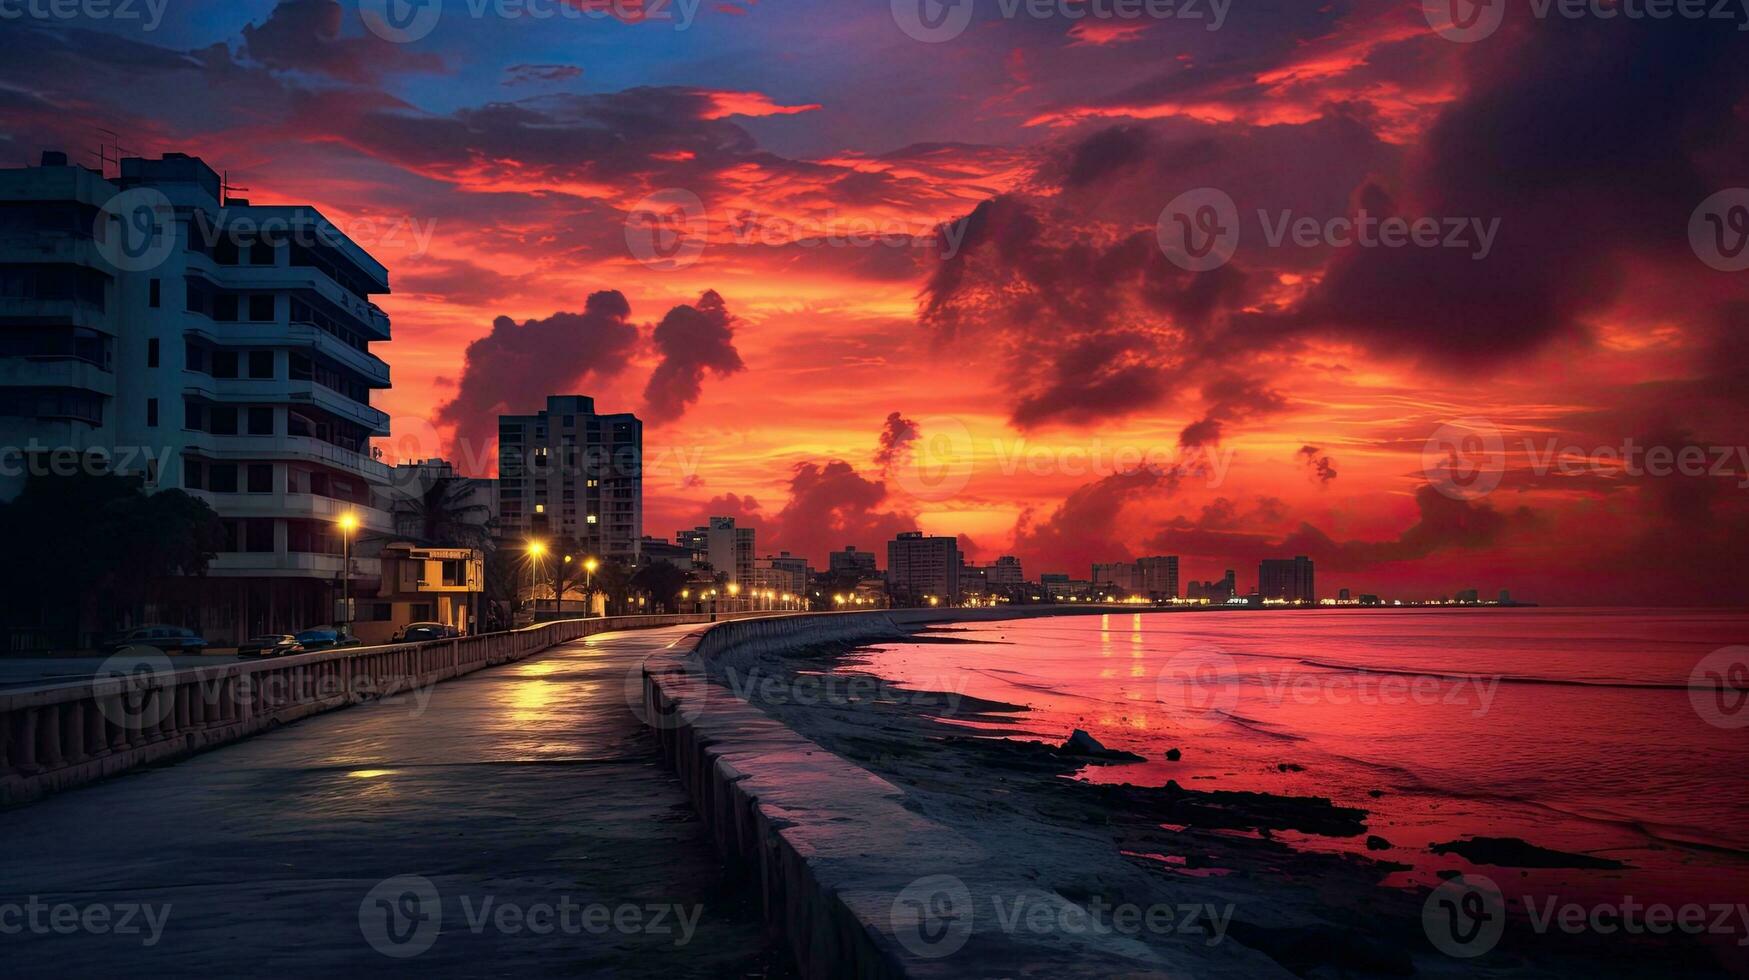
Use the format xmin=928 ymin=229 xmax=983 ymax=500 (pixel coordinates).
xmin=497 ymin=395 xmax=642 ymax=563
xmin=887 ymin=531 xmax=959 ymax=605
xmin=0 ymin=151 xmax=396 ymax=643
xmin=677 ymin=516 xmax=754 ymax=585
xmin=1259 ymin=556 xmax=1316 ymax=603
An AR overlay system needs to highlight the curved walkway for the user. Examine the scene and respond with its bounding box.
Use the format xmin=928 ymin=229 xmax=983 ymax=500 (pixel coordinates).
xmin=0 ymin=624 xmax=780 ymax=976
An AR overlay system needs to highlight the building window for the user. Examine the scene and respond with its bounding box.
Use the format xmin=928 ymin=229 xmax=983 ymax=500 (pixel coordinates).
xmin=411 ymin=603 xmax=433 ymax=621
xmin=248 ymin=295 xmax=274 ymax=322
xmin=147 ymin=338 xmax=159 ymax=368
xmin=208 ymin=463 xmax=239 ymax=493
xmin=146 ymin=398 xmax=158 ymax=427
xmin=212 ymin=350 xmax=239 ymax=379
xmin=244 ymin=519 xmax=274 ymax=553
xmin=248 ymin=350 xmax=274 ymax=379
xmin=250 ymin=240 xmax=276 ymax=266
xmin=209 ymin=405 xmax=238 ymax=435
xmin=247 ymin=407 xmax=274 ymax=436
xmin=247 ymin=464 xmax=273 ymax=494
xmin=148 ymin=279 xmax=160 ymax=308
xmin=184 ymin=459 xmax=204 ymax=490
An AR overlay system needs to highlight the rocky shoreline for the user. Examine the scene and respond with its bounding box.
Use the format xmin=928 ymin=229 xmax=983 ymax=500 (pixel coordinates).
xmin=709 ymin=626 xmax=1738 ymax=977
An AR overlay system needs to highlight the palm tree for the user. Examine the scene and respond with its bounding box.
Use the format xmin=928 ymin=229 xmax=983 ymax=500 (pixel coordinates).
xmin=393 ymin=476 xmax=493 ymax=549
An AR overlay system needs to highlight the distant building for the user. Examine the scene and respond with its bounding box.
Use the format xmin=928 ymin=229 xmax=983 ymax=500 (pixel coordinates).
xmin=828 ymin=544 xmax=878 ymax=578
xmin=987 ymin=556 xmax=1025 ymax=588
xmin=497 ymin=395 xmax=642 ymax=563
xmin=1499 ymin=589 xmax=1512 ymax=604
xmin=757 ymin=552 xmax=810 ymax=595
xmin=1091 ymin=563 xmax=1135 ymax=592
xmin=1456 ymin=588 xmax=1480 ymax=604
xmin=887 ymin=531 xmax=959 ymax=605
xmin=1259 ymin=556 xmax=1316 ymax=603
xmin=1186 ymin=570 xmax=1237 ymax=603
xmin=638 ymin=535 xmax=694 ymax=568
xmin=678 ymin=516 xmax=755 ymax=586
xmin=1135 ymin=556 xmax=1179 ymax=599
xmin=1339 ymin=588 xmax=1352 ymax=602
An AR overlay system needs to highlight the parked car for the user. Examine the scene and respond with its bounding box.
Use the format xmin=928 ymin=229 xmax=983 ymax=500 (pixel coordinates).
xmin=392 ymin=622 xmax=460 ymax=643
xmin=292 ymin=627 xmax=363 ymax=652
xmin=103 ymin=625 xmax=208 ymax=655
xmin=236 ymin=634 xmax=304 ymax=659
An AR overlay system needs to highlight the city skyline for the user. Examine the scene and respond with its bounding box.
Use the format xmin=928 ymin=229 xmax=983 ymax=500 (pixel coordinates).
xmin=1 ymin=2 xmax=1745 ymax=609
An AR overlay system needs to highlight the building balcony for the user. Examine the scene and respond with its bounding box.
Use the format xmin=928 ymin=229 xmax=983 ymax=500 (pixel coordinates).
xmin=0 ymin=297 xmax=112 ymax=331
xmin=206 ymin=552 xmax=382 ymax=580
xmin=180 ymin=431 xmax=391 ymax=485
xmin=0 ymin=232 xmax=106 ymax=269
xmin=194 ymin=264 xmax=389 ymax=340
xmin=184 ymin=319 xmax=391 ymax=388
xmin=185 ymin=489 xmax=394 ymax=532
xmin=0 ymin=356 xmax=115 ymax=397
xmin=182 ymin=375 xmax=390 ymax=435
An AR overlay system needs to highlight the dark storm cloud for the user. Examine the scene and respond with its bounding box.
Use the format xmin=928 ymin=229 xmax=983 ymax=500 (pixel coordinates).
xmin=874 ymin=413 xmax=920 ymax=473
xmin=436 ymin=291 xmax=639 ymax=457
xmin=644 ymin=291 xmax=745 ymax=423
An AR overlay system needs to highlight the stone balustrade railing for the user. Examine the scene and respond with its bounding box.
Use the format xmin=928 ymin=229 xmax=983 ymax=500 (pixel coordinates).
xmin=0 ymin=612 xmax=769 ymax=807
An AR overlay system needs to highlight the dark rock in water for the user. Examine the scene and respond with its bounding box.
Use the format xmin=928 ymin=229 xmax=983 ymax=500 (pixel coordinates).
xmin=1165 ymin=748 xmax=1182 ymax=762
xmin=1147 ymin=780 xmax=1369 ymax=837
xmin=1057 ymin=728 xmax=1145 ymax=763
xmin=1064 ymin=729 xmax=1105 ymax=754
xmin=1366 ymin=835 xmax=1392 ymax=851
xmin=1277 ymin=763 xmax=1306 ymax=772
xmin=1368 ymin=789 xmax=1385 ymax=798
xmin=1429 ymin=836 xmax=1628 ymax=869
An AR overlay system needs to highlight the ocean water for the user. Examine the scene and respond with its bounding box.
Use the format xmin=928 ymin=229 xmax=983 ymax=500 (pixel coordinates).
xmin=843 ymin=608 xmax=1749 ymax=906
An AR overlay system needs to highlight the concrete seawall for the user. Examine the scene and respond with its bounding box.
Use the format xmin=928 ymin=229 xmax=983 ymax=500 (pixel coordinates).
xmin=643 ymin=606 xmax=1192 ymax=979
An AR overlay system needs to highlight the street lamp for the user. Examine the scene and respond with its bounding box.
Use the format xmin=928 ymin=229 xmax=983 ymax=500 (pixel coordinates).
xmin=527 ymin=540 xmax=546 ymax=617
xmin=337 ymin=512 xmax=359 ymax=630
xmin=583 ymin=557 xmax=599 ymax=616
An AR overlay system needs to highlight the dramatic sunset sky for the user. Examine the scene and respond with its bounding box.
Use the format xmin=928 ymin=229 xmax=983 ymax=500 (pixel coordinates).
xmin=5 ymin=0 xmax=1747 ymax=603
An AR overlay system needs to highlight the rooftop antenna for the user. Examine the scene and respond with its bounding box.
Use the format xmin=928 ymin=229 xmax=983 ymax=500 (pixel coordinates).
xmin=222 ymin=170 xmax=252 ymax=206
xmin=92 ymin=128 xmax=139 ymax=179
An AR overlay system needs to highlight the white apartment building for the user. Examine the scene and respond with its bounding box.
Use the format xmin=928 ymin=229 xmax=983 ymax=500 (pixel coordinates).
xmin=0 ymin=151 xmax=396 ymax=644
xmin=676 ymin=516 xmax=755 ymax=586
